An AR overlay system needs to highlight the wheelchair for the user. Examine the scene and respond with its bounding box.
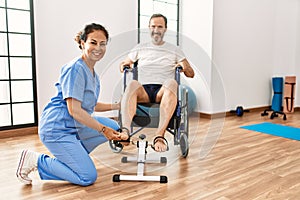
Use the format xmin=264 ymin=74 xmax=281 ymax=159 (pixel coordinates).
xmin=109 ymin=61 xmax=192 ymax=158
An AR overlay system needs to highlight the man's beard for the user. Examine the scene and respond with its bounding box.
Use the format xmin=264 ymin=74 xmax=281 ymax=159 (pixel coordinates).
xmin=152 ymin=32 xmax=163 ymax=44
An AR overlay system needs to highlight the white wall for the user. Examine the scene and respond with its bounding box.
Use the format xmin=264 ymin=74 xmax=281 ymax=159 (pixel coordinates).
xmin=273 ymin=0 xmax=299 ymax=110
xmin=212 ymin=0 xmax=300 ymax=111
xmin=34 ymin=0 xmax=137 ymax=115
xmin=181 ymin=0 xmax=215 ymax=113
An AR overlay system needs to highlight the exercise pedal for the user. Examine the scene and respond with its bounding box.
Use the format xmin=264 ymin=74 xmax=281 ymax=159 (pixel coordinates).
xmin=112 ymin=134 xmax=168 ymax=183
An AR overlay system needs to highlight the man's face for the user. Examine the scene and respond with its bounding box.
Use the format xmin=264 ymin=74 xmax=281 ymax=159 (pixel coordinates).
xmin=149 ymin=17 xmax=167 ymax=45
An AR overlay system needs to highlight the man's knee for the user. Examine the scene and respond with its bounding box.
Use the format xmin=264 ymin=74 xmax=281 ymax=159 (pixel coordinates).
xmin=126 ymin=80 xmax=141 ymax=92
xmin=162 ymin=79 xmax=178 ymax=96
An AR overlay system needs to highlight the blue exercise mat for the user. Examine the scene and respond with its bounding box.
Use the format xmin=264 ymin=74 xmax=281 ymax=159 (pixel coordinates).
xmin=241 ymin=122 xmax=300 ymax=141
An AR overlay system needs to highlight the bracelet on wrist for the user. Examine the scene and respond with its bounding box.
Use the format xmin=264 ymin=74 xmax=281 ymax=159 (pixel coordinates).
xmin=101 ymin=126 xmax=106 ymax=133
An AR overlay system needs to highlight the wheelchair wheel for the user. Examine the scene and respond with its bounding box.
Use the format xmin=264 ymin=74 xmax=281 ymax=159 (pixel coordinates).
xmin=176 ymin=87 xmax=189 ymax=158
xmin=179 ymin=133 xmax=189 ymax=158
xmin=109 ymin=140 xmax=123 ymax=153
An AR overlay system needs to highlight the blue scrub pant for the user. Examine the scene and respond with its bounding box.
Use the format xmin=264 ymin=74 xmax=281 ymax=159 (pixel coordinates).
xmin=38 ymin=116 xmax=119 ymax=186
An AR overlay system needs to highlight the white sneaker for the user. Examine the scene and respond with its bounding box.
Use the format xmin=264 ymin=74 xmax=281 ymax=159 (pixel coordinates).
xmin=16 ymin=149 xmax=39 ymax=184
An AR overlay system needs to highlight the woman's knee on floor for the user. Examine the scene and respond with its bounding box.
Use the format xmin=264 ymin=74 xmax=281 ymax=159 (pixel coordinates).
xmin=79 ymin=168 xmax=98 ymax=186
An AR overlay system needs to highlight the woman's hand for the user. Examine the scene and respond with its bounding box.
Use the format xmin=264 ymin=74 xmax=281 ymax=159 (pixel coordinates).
xmin=112 ymin=101 xmax=120 ymax=110
xmin=94 ymin=101 xmax=120 ymax=112
xmin=101 ymin=126 xmax=129 ymax=141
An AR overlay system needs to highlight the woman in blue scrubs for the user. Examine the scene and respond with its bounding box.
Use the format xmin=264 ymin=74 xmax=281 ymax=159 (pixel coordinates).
xmin=16 ymin=23 xmax=128 ymax=186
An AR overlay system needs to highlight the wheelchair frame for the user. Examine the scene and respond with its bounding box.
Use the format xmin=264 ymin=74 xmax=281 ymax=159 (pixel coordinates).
xmin=109 ymin=61 xmax=190 ymax=158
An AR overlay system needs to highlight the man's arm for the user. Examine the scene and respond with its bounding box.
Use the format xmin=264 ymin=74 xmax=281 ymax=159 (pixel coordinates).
xmin=176 ymin=58 xmax=195 ymax=78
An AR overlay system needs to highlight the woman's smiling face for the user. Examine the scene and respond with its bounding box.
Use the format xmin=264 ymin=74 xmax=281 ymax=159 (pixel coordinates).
xmin=81 ymin=30 xmax=107 ymax=64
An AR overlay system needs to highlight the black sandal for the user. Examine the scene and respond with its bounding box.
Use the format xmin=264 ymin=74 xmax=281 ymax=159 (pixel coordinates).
xmin=151 ymin=136 xmax=169 ymax=152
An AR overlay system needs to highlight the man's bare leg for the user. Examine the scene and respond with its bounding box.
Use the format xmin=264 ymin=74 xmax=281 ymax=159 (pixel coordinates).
xmin=121 ymin=80 xmax=150 ymax=133
xmin=153 ymin=79 xmax=178 ymax=152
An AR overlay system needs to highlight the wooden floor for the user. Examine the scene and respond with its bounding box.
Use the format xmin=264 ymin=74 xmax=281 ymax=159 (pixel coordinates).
xmin=1 ymin=110 xmax=300 ymax=200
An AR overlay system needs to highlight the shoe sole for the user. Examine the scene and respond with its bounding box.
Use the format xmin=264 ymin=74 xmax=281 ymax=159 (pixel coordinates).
xmin=16 ymin=150 xmax=32 ymax=184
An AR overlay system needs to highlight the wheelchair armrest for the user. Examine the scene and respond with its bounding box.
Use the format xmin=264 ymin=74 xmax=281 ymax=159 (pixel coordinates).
xmin=175 ymin=66 xmax=182 ymax=84
xmin=175 ymin=66 xmax=183 ymax=71
xmin=122 ymin=64 xmax=137 ymax=91
xmin=123 ymin=65 xmax=131 ymax=72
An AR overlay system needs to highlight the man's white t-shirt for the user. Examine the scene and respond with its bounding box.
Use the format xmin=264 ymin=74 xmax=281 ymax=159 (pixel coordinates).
xmin=128 ymin=42 xmax=186 ymax=85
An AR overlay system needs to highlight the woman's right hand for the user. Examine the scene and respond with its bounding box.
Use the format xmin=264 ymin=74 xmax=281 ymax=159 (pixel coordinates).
xmin=102 ymin=126 xmax=128 ymax=141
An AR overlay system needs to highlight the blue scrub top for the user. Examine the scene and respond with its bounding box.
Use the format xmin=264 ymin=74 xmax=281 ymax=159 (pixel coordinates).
xmin=39 ymin=57 xmax=100 ymax=135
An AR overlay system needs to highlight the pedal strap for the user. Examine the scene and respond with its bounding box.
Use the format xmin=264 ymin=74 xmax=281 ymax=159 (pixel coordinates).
xmin=151 ymin=136 xmax=169 ymax=151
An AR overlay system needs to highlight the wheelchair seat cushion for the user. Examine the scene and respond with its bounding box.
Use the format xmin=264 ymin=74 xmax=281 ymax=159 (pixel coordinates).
xmin=133 ymin=103 xmax=160 ymax=127
xmin=133 ymin=103 xmax=180 ymax=129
